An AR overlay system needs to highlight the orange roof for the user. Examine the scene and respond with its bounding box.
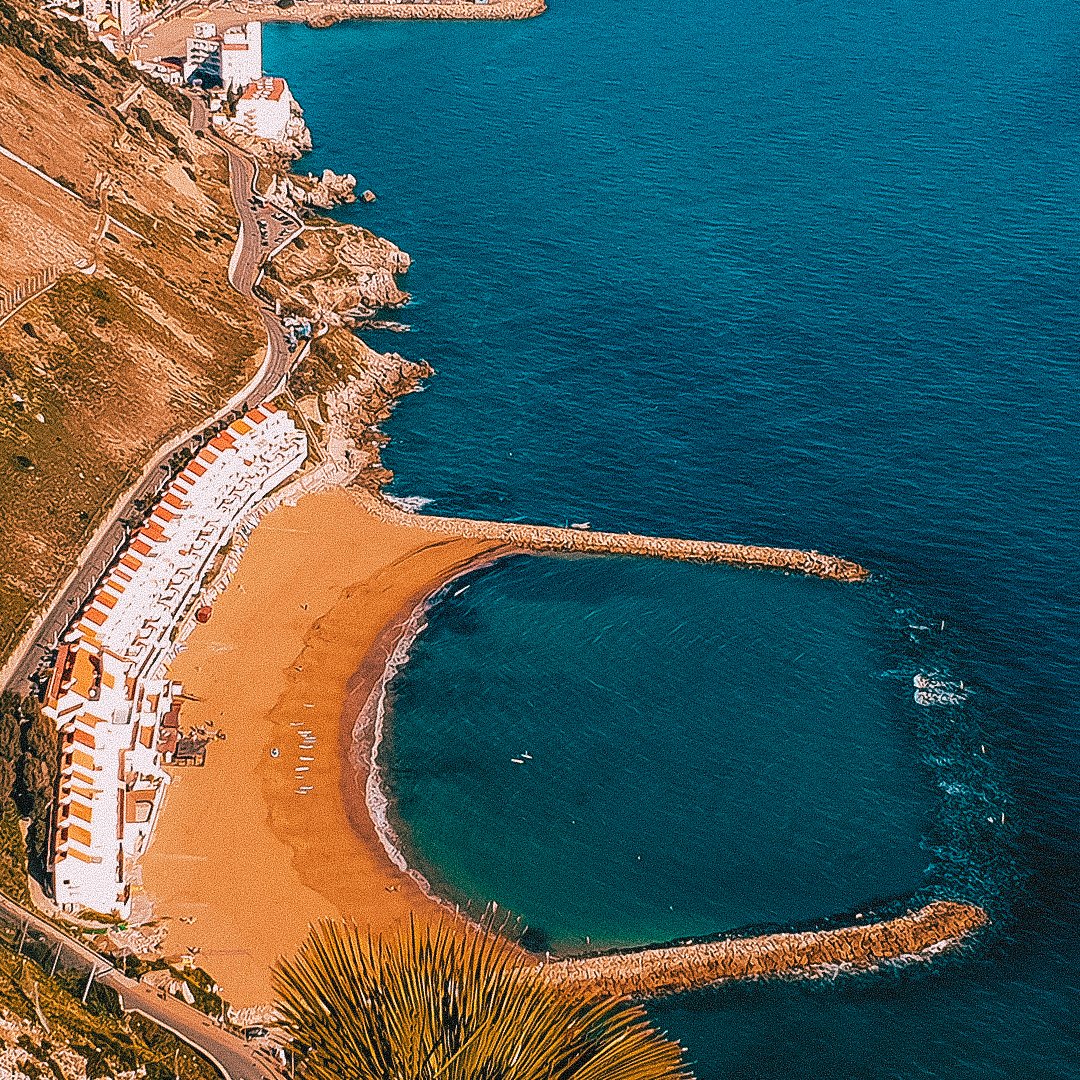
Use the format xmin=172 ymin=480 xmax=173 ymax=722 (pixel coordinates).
xmin=241 ymin=77 xmax=287 ymax=102
xmin=70 ymin=648 xmax=99 ymax=696
xmin=71 ymin=749 xmax=96 ymax=771
xmin=95 ymin=590 xmax=117 ymax=609
xmin=83 ymin=607 xmax=108 ymax=627
xmin=152 ymin=506 xmax=176 ymax=523
xmin=69 ymin=801 xmax=92 ymax=823
xmin=198 ymin=448 xmax=218 ymax=464
xmin=61 ymin=848 xmax=98 ymax=864
xmin=230 ymin=419 xmax=252 ymax=435
xmin=67 ymin=824 xmax=93 ymax=848
xmin=209 ymin=432 xmax=236 ymax=451
xmin=46 ymin=643 xmax=74 ymax=708
xmin=188 ymin=460 xmax=207 ymax=476
xmin=120 ymin=553 xmax=142 ymax=571
xmin=163 ymin=493 xmax=186 ymax=510
xmin=245 ymin=408 xmax=266 ymax=424
xmin=263 ymin=401 xmax=278 ymax=413
xmin=73 ymin=730 xmax=95 ymax=749
xmin=131 ymin=539 xmax=152 ymax=556
xmin=141 ymin=521 xmax=166 ymax=542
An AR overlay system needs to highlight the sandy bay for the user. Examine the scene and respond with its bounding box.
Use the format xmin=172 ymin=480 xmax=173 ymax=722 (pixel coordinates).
xmin=138 ymin=489 xmax=509 ymax=1006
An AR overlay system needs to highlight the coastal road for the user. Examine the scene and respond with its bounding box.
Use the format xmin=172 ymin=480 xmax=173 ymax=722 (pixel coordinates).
xmin=0 ymin=100 xmax=303 ymax=698
xmin=0 ymin=892 xmax=276 ymax=1080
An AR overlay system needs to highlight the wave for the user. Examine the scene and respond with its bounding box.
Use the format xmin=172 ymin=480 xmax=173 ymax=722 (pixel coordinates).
xmin=383 ymin=493 xmax=434 ymax=513
xmin=352 ymin=598 xmax=439 ymax=897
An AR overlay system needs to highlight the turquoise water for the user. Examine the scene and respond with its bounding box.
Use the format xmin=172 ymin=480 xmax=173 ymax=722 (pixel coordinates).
xmin=386 ymin=556 xmax=929 ymax=950
xmin=265 ymin=0 xmax=1080 ymax=1075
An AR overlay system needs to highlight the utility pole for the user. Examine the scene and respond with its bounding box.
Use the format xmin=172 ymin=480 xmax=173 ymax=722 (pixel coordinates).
xmin=81 ymin=965 xmax=97 ymax=1004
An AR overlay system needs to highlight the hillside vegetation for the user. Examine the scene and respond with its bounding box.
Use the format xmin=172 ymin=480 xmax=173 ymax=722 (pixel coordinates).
xmin=0 ymin=0 xmax=264 ymax=660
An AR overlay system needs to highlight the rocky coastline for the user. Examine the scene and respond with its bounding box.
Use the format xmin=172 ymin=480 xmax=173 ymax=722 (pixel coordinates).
xmin=266 ymin=219 xmax=412 ymax=326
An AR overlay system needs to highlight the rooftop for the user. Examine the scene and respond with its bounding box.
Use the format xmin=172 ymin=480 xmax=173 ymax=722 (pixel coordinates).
xmin=241 ymin=76 xmax=286 ymax=102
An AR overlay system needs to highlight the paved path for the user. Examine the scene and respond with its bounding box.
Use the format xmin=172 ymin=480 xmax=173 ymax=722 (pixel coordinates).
xmin=0 ymin=96 xmax=303 ymax=696
xmin=0 ymin=892 xmax=276 ymax=1080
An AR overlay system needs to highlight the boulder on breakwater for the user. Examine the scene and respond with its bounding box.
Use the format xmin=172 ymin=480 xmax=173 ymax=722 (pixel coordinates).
xmin=538 ymin=900 xmax=988 ymax=997
xmin=358 ymin=495 xmax=869 ymax=582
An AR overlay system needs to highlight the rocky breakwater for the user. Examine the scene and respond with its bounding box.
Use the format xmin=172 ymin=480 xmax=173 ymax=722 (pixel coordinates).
xmin=357 ymin=497 xmax=869 ymax=582
xmin=538 ymin=901 xmax=989 ymax=998
xmin=264 ymin=219 xmax=411 ymax=326
xmin=291 ymin=0 xmax=546 ymax=27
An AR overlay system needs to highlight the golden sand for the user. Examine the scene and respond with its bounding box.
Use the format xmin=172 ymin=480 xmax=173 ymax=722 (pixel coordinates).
xmin=138 ymin=489 xmax=508 ymax=1007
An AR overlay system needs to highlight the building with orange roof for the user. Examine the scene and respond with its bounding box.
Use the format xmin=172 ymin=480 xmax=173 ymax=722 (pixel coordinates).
xmin=44 ymin=399 xmax=306 ymax=917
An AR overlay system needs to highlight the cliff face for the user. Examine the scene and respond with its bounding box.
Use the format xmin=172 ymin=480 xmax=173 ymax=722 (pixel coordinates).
xmin=0 ymin=0 xmax=264 ymax=658
xmin=263 ymin=220 xmax=411 ymax=326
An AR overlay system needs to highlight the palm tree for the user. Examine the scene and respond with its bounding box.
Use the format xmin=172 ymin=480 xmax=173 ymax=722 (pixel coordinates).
xmin=273 ymin=916 xmax=692 ymax=1080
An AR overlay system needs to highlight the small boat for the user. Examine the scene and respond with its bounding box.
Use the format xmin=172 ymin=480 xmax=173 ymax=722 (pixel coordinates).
xmin=511 ymin=758 xmax=525 ymax=765
xmin=521 ymin=752 xmax=532 ymax=760
xmin=570 ymin=522 xmax=590 ymax=530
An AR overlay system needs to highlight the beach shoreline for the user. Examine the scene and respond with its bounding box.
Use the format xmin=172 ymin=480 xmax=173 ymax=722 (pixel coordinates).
xmin=137 ymin=489 xmax=509 ymax=1006
xmin=136 ymin=483 xmax=987 ymax=1011
xmin=341 ymin=540 xmax=523 ymax=904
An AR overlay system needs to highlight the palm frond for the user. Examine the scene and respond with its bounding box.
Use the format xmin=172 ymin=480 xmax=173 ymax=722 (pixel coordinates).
xmin=273 ymin=915 xmax=693 ymax=1080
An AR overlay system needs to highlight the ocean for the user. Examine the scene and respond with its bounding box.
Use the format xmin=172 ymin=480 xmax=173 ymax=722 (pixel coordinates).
xmin=264 ymin=1 xmax=1079 ymax=1075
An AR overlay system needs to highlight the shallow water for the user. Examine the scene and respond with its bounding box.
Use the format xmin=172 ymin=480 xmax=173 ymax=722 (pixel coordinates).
xmin=384 ymin=555 xmax=931 ymax=950
xmin=266 ymin=0 xmax=1080 ymax=1074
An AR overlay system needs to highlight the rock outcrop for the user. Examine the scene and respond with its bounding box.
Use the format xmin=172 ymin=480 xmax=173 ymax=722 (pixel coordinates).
xmin=265 ymin=168 xmax=358 ymax=210
xmin=265 ymin=221 xmax=411 ymax=325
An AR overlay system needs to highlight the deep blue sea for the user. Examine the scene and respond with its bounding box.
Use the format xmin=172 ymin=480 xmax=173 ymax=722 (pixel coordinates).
xmin=265 ymin=1 xmax=1079 ymax=1076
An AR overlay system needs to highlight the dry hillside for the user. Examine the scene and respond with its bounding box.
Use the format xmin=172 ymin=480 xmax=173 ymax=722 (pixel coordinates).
xmin=0 ymin=0 xmax=264 ymax=659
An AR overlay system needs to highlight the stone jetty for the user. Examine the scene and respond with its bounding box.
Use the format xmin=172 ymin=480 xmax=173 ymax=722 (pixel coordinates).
xmin=358 ymin=493 xmax=869 ymax=582
xmin=537 ymin=901 xmax=988 ymax=998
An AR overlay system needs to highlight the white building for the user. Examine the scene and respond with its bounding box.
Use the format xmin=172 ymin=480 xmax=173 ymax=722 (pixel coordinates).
xmin=184 ymin=21 xmax=221 ymax=86
xmin=44 ymin=403 xmax=307 ymax=918
xmin=184 ymin=21 xmax=262 ymax=91
xmin=235 ymin=76 xmax=295 ymax=142
xmin=221 ymin=22 xmax=263 ymax=92
xmin=83 ymin=0 xmax=144 ymax=38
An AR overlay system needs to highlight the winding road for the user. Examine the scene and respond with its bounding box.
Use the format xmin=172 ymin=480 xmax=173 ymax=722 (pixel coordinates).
xmin=0 ymin=891 xmax=276 ymax=1080
xmin=0 ymin=94 xmax=305 ymax=1080
xmin=0 ymin=95 xmax=302 ymax=698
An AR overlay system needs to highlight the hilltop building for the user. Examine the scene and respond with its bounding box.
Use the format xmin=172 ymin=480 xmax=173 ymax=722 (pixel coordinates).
xmin=43 ymin=404 xmax=307 ymax=917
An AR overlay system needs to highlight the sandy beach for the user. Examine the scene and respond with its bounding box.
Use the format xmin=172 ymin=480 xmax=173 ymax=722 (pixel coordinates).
xmin=138 ymin=489 xmax=509 ymax=1007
